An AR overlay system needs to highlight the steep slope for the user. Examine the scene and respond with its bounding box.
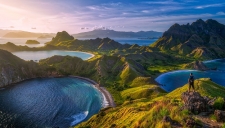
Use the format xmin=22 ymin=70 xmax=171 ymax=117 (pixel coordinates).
xmin=0 ymin=49 xmax=43 ymax=87
xmin=151 ymin=19 xmax=225 ymax=59
xmin=47 ymin=31 xmax=74 ymax=45
xmin=76 ymin=78 xmax=225 ymax=128
xmin=46 ymin=31 xmax=132 ymax=51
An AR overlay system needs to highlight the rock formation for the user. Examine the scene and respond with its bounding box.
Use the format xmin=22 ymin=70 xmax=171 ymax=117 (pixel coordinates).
xmin=184 ymin=60 xmax=209 ymax=70
xmin=181 ymin=91 xmax=208 ymax=114
xmin=214 ymin=110 xmax=225 ymax=122
xmin=151 ymin=19 xmax=225 ymax=59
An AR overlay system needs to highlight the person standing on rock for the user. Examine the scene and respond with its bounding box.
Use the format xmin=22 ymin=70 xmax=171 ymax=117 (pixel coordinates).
xmin=188 ymin=73 xmax=195 ymax=92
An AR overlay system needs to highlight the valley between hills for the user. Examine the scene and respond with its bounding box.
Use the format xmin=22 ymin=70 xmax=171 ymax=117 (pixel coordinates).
xmin=0 ymin=19 xmax=225 ymax=128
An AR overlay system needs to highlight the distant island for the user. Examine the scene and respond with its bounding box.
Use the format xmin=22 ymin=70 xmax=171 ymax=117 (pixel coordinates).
xmin=0 ymin=19 xmax=225 ymax=128
xmin=72 ymin=29 xmax=162 ymax=38
xmin=2 ymin=31 xmax=56 ymax=38
xmin=26 ymin=40 xmax=40 ymax=44
xmin=138 ymin=37 xmax=159 ymax=39
xmin=37 ymin=35 xmax=53 ymax=39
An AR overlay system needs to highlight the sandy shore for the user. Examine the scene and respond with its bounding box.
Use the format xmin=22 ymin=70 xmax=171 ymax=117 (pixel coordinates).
xmin=69 ymin=76 xmax=116 ymax=108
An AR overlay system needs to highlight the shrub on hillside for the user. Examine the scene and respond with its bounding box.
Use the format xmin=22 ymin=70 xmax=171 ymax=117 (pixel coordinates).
xmin=213 ymin=97 xmax=224 ymax=110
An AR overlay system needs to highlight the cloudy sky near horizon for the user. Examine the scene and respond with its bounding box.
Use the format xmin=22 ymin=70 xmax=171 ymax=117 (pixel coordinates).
xmin=0 ymin=0 xmax=224 ymax=33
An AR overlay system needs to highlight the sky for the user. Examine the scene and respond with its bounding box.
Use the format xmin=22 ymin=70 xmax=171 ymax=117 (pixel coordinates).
xmin=0 ymin=0 xmax=224 ymax=34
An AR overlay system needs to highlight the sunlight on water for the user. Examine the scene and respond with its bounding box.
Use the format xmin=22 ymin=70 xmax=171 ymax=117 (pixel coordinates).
xmin=0 ymin=77 xmax=103 ymax=127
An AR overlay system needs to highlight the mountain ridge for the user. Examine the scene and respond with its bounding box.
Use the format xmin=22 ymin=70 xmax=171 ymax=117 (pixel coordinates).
xmin=1 ymin=30 xmax=55 ymax=38
xmin=151 ymin=19 xmax=225 ymax=59
xmin=72 ymin=29 xmax=162 ymax=38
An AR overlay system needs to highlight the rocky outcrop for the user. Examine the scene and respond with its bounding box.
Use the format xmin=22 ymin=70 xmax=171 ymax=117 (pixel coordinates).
xmin=184 ymin=60 xmax=209 ymax=71
xmin=151 ymin=19 xmax=225 ymax=59
xmin=0 ymin=49 xmax=47 ymax=88
xmin=181 ymin=92 xmax=208 ymax=114
xmin=183 ymin=117 xmax=198 ymax=128
xmin=214 ymin=110 xmax=225 ymax=122
xmin=47 ymin=31 xmax=74 ymax=45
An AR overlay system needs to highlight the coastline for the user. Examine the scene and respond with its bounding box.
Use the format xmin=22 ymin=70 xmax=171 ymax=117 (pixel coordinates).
xmin=1 ymin=75 xmax=116 ymax=108
xmin=69 ymin=76 xmax=116 ymax=108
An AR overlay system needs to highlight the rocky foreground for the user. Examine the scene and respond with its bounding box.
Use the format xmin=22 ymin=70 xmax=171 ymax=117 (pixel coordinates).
xmin=77 ymin=78 xmax=225 ymax=128
xmin=181 ymin=91 xmax=225 ymax=127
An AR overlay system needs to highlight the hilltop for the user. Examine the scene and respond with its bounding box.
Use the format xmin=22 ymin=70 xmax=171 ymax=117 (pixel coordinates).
xmin=77 ymin=78 xmax=225 ymax=128
xmin=151 ymin=19 xmax=225 ymax=59
xmin=72 ymin=29 xmax=162 ymax=38
xmin=46 ymin=31 xmax=132 ymax=51
xmin=0 ymin=19 xmax=225 ymax=127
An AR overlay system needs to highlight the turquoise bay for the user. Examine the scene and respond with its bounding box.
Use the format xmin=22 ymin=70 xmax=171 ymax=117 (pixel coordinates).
xmin=155 ymin=59 xmax=225 ymax=92
xmin=0 ymin=77 xmax=103 ymax=127
xmin=12 ymin=50 xmax=94 ymax=61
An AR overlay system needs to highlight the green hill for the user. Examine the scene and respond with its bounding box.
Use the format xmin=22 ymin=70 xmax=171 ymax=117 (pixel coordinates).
xmin=46 ymin=31 xmax=74 ymax=45
xmin=0 ymin=49 xmax=43 ymax=87
xmin=167 ymin=78 xmax=225 ymax=98
xmin=121 ymin=85 xmax=165 ymax=100
xmin=150 ymin=19 xmax=225 ymax=59
xmin=26 ymin=40 xmax=40 ymax=44
xmin=76 ymin=78 xmax=225 ymax=128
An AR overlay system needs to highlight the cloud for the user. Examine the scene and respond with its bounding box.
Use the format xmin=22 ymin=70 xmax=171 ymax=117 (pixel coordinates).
xmin=143 ymin=1 xmax=180 ymax=5
xmin=142 ymin=10 xmax=149 ymax=13
xmin=216 ymin=11 xmax=225 ymax=15
xmin=0 ymin=3 xmax=26 ymax=13
xmin=196 ymin=3 xmax=224 ymax=9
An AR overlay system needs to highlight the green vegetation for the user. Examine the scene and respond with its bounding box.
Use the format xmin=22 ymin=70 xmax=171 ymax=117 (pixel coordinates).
xmin=167 ymin=78 xmax=225 ymax=98
xmin=25 ymin=40 xmax=40 ymax=44
xmin=77 ymin=78 xmax=225 ymax=128
xmin=222 ymin=123 xmax=225 ymax=128
xmin=150 ymin=19 xmax=225 ymax=59
xmin=121 ymin=85 xmax=165 ymax=100
xmin=213 ymin=97 xmax=225 ymax=110
xmin=0 ymin=21 xmax=225 ymax=127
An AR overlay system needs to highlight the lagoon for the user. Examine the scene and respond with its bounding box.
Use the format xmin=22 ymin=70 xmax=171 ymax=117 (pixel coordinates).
xmin=12 ymin=50 xmax=94 ymax=61
xmin=155 ymin=59 xmax=225 ymax=92
xmin=0 ymin=77 xmax=103 ymax=127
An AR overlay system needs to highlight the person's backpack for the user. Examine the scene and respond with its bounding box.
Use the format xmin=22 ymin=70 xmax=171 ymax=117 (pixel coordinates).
xmin=189 ymin=76 xmax=194 ymax=83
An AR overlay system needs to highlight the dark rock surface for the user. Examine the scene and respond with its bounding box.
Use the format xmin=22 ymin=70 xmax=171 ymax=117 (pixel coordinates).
xmin=214 ymin=110 xmax=225 ymax=122
xmin=183 ymin=117 xmax=199 ymax=128
xmin=151 ymin=19 xmax=225 ymax=59
xmin=181 ymin=92 xmax=208 ymax=114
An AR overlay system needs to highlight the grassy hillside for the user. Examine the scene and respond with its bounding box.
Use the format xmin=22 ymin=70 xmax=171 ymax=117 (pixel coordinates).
xmin=121 ymin=85 xmax=165 ymax=100
xmin=0 ymin=49 xmax=43 ymax=87
xmin=167 ymin=78 xmax=225 ymax=98
xmin=76 ymin=78 xmax=225 ymax=128
xmin=150 ymin=19 xmax=225 ymax=59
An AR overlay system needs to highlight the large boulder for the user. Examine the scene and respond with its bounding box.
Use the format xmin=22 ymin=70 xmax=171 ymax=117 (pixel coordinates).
xmin=181 ymin=92 xmax=208 ymax=114
xmin=214 ymin=110 xmax=225 ymax=122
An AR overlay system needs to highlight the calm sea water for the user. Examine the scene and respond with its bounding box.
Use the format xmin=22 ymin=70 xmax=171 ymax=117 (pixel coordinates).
xmin=78 ymin=38 xmax=157 ymax=46
xmin=113 ymin=38 xmax=157 ymax=46
xmin=155 ymin=59 xmax=225 ymax=92
xmin=0 ymin=77 xmax=103 ymax=128
xmin=12 ymin=50 xmax=93 ymax=61
xmin=0 ymin=38 xmax=51 ymax=47
xmin=1 ymin=38 xmax=156 ymax=47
